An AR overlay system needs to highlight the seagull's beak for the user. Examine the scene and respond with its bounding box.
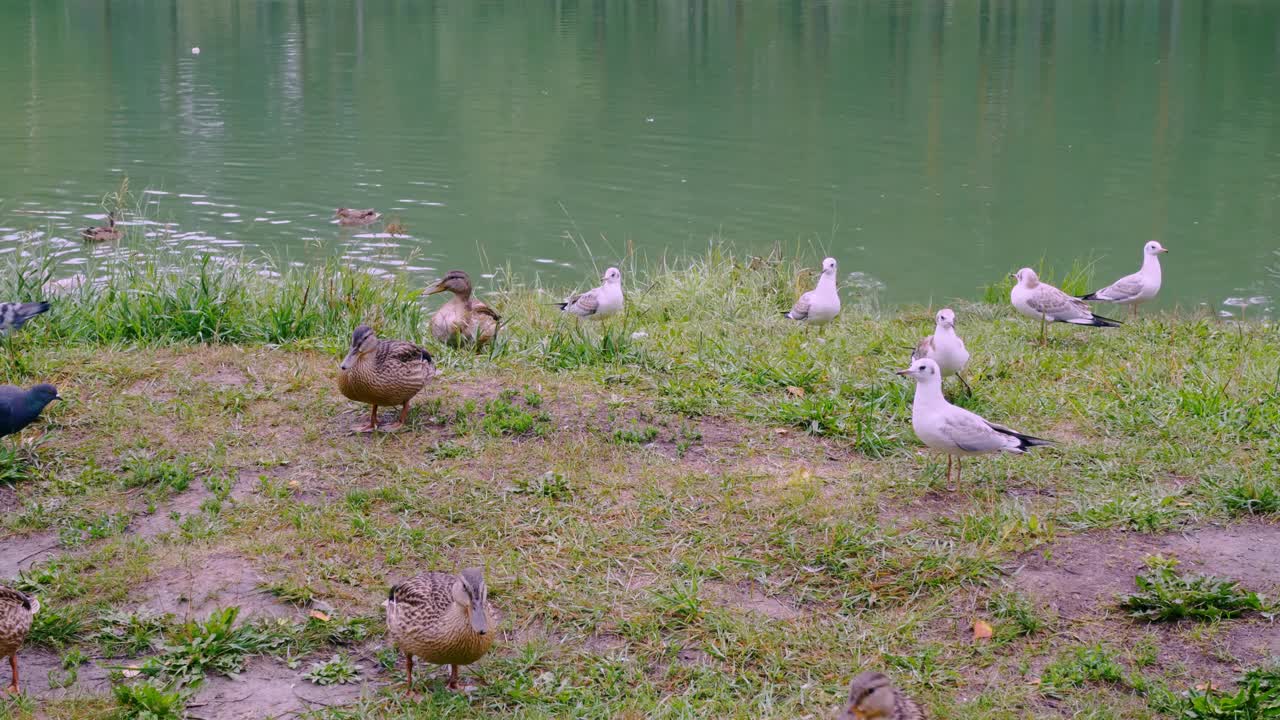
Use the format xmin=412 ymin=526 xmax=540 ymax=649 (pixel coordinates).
xmin=1008 ymin=273 xmax=1017 ymax=280
xmin=1159 ymin=247 xmax=1169 ymax=254
xmin=895 ymin=368 xmax=912 ymax=377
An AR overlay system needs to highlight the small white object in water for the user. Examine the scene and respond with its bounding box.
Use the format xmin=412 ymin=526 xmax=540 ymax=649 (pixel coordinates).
xmin=191 ymin=47 xmax=201 ymax=55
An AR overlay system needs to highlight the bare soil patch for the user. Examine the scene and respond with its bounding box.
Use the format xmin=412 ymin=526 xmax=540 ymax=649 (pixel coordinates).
xmin=134 ymin=552 xmax=295 ymax=621
xmin=17 ymin=648 xmax=113 ymax=701
xmin=192 ymin=657 xmax=369 ymax=720
xmin=706 ymin=580 xmax=803 ymax=621
xmin=0 ymin=530 xmax=60 ymax=581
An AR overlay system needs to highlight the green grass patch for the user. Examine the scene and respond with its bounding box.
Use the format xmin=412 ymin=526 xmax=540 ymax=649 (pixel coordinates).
xmin=1118 ymin=556 xmax=1267 ymax=622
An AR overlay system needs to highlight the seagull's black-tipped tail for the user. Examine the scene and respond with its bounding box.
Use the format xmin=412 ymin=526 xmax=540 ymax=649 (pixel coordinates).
xmin=1011 ymin=432 xmax=1055 ymax=451
xmin=1088 ymin=313 xmax=1122 ymax=328
xmin=1079 ymin=291 xmax=1101 ymax=301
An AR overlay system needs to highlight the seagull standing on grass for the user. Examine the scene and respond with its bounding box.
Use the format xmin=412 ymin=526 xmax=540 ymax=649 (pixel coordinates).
xmin=557 ymin=267 xmax=624 ymax=319
xmin=1010 ymin=268 xmax=1120 ymax=344
xmin=912 ymin=308 xmax=971 ymax=393
xmin=783 ymin=257 xmax=841 ymax=325
xmin=897 ymin=359 xmax=1053 ymax=484
xmin=1080 ymin=241 xmax=1169 ymax=317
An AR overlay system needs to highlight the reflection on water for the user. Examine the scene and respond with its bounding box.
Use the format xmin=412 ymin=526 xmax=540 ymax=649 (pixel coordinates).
xmin=0 ymin=0 xmax=1278 ymax=309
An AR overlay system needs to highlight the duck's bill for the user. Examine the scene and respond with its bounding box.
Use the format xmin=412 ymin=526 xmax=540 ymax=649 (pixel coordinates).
xmin=470 ymin=606 xmax=489 ymax=634
xmin=339 ymin=349 xmax=359 ymax=371
xmin=425 ymin=282 xmax=447 ymax=295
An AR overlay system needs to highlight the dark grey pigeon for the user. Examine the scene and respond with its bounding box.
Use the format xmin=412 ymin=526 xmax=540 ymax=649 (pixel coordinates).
xmin=0 ymin=384 xmax=59 ymax=438
xmin=0 ymin=302 xmax=50 ymax=334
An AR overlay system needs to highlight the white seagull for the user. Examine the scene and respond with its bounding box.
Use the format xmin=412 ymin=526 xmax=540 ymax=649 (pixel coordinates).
xmin=1081 ymin=240 xmax=1169 ymax=317
xmin=898 ymin=358 xmax=1053 ymax=484
xmin=782 ymin=257 xmax=840 ymax=325
xmin=557 ymin=267 xmax=624 ymax=319
xmin=912 ymin=308 xmax=971 ymax=393
xmin=1010 ymin=268 xmax=1121 ymax=344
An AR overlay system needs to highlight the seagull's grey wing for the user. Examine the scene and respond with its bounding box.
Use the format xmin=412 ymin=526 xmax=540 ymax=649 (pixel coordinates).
xmin=1028 ymin=284 xmax=1092 ymax=320
xmin=787 ymin=291 xmax=812 ymax=320
xmin=940 ymin=411 xmax=1017 ymax=453
xmin=566 ymin=288 xmax=601 ymax=316
xmin=911 ymin=335 xmax=934 ymax=361
xmin=1092 ymin=273 xmax=1145 ymax=303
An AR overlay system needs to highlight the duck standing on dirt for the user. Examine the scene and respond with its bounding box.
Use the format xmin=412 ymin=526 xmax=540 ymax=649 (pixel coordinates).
xmin=0 ymin=585 xmax=39 ymax=694
xmin=385 ymin=568 xmax=494 ymax=692
xmin=836 ymin=671 xmax=925 ymax=719
xmin=333 ymin=208 xmax=381 ymax=226
xmin=0 ymin=384 xmax=60 ymax=440
xmin=0 ymin=302 xmax=50 ymax=335
xmin=80 ymin=212 xmax=122 ymax=242
xmin=427 ymin=270 xmax=501 ymax=350
xmin=557 ymin=267 xmax=624 ymax=319
xmin=337 ymin=325 xmax=433 ymax=432
xmin=911 ymin=308 xmax=970 ymax=394
xmin=783 ymin=257 xmax=841 ymax=325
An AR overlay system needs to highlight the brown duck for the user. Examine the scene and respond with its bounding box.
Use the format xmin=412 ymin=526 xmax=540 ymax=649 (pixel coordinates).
xmin=334 ymin=208 xmax=382 ymax=227
xmin=427 ymin=271 xmax=500 ymax=350
xmin=0 ymin=585 xmax=38 ymax=694
xmin=337 ymin=325 xmax=434 ymax=432
xmin=80 ymin=212 xmax=122 ymax=242
xmin=385 ymin=568 xmax=493 ymax=691
xmin=837 ymin=671 xmax=925 ymax=719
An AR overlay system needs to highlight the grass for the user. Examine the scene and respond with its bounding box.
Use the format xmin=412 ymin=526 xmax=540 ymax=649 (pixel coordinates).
xmin=0 ymin=238 xmax=1278 ymax=718
xmin=1118 ymin=556 xmax=1268 ymax=623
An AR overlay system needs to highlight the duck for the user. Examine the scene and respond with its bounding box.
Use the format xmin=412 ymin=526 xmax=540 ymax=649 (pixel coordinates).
xmin=1081 ymin=240 xmax=1169 ymax=317
xmin=911 ymin=308 xmax=970 ymax=393
xmin=897 ymin=359 xmax=1052 ymax=484
xmin=0 ymin=585 xmax=39 ymax=694
xmin=80 ymin=212 xmax=122 ymax=242
xmin=385 ymin=568 xmax=493 ymax=692
xmin=334 ymin=208 xmax=381 ymax=227
xmin=557 ymin=267 xmax=624 ymax=319
xmin=783 ymin=257 xmax=841 ymax=325
xmin=836 ymin=671 xmax=925 ymax=719
xmin=0 ymin=302 xmax=50 ymax=335
xmin=337 ymin=325 xmax=433 ymax=432
xmin=0 ymin=384 xmax=60 ymax=440
xmin=1010 ymin=268 xmax=1120 ymax=344
xmin=427 ymin=271 xmax=501 ymax=350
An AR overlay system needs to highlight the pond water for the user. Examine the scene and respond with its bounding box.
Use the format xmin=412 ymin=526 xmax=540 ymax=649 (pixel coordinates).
xmin=1 ymin=0 xmax=1278 ymax=312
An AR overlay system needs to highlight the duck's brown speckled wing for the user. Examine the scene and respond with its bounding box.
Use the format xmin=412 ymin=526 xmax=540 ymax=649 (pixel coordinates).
xmin=0 ymin=584 xmax=35 ymax=657
xmin=897 ymin=691 xmax=927 ymax=719
xmin=376 ymin=339 xmax=432 ymax=367
xmin=472 ymin=301 xmax=501 ymax=324
xmin=390 ymin=573 xmax=453 ymax=615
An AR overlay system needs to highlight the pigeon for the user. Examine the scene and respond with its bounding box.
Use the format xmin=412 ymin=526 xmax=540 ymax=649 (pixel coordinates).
xmin=557 ymin=267 xmax=624 ymax=319
xmin=1081 ymin=240 xmax=1169 ymax=317
xmin=0 ymin=302 xmax=50 ymax=335
xmin=783 ymin=257 xmax=841 ymax=325
xmin=0 ymin=384 xmax=60 ymax=439
xmin=1010 ymin=268 xmax=1120 ymax=343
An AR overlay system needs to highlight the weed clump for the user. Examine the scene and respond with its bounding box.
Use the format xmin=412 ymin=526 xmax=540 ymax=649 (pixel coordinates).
xmin=1118 ymin=556 xmax=1267 ymax=622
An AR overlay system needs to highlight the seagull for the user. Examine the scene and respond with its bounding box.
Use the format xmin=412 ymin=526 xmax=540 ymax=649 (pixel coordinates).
xmin=912 ymin=308 xmax=971 ymax=393
xmin=783 ymin=257 xmax=840 ymax=325
xmin=897 ymin=359 xmax=1053 ymax=484
xmin=1010 ymin=268 xmax=1120 ymax=344
xmin=557 ymin=267 xmax=624 ymax=319
xmin=1081 ymin=241 xmax=1169 ymax=317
